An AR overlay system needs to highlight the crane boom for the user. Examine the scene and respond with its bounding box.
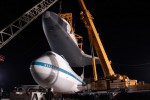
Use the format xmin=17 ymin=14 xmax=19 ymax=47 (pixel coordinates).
xmin=78 ymin=0 xmax=115 ymax=77
xmin=78 ymin=1 xmax=150 ymax=92
xmin=0 ymin=0 xmax=58 ymax=49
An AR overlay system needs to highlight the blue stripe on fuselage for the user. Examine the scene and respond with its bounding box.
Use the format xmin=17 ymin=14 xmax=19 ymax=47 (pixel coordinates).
xmin=32 ymin=62 xmax=85 ymax=84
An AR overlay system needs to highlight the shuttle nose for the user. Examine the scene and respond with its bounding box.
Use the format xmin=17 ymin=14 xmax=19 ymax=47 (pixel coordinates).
xmin=30 ymin=52 xmax=58 ymax=88
xmin=42 ymin=11 xmax=69 ymax=31
xmin=43 ymin=11 xmax=58 ymax=19
xmin=42 ymin=11 xmax=60 ymax=31
xmin=42 ymin=11 xmax=59 ymax=24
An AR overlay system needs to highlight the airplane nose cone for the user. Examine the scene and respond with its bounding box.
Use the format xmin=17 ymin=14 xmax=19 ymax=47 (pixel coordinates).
xmin=30 ymin=62 xmax=52 ymax=88
xmin=30 ymin=53 xmax=58 ymax=88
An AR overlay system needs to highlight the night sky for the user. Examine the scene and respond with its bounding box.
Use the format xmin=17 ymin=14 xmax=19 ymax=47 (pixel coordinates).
xmin=0 ymin=0 xmax=150 ymax=91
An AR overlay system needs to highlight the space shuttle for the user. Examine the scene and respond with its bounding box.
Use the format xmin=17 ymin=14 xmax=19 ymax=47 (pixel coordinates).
xmin=30 ymin=11 xmax=100 ymax=94
xmin=42 ymin=11 xmax=100 ymax=67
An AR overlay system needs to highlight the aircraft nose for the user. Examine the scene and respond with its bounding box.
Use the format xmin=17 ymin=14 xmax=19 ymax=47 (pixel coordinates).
xmin=30 ymin=53 xmax=58 ymax=88
xmin=30 ymin=62 xmax=52 ymax=88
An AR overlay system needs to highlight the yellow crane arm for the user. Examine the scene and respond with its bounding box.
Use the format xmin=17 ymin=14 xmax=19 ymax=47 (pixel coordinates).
xmin=78 ymin=0 xmax=115 ymax=77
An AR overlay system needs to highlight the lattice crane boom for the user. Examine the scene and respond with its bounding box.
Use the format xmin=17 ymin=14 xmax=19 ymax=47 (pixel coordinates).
xmin=0 ymin=0 xmax=58 ymax=49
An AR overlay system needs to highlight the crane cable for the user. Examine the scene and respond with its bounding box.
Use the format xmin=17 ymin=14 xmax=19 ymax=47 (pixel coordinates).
xmin=112 ymin=61 xmax=150 ymax=71
xmin=112 ymin=62 xmax=150 ymax=67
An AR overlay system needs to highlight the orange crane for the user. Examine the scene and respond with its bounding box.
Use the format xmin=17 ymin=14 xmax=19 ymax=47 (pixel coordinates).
xmin=78 ymin=0 xmax=120 ymax=79
xmin=78 ymin=0 xmax=138 ymax=91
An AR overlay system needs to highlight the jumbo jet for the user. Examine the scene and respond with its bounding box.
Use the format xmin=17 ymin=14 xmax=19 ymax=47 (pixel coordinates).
xmin=30 ymin=11 xmax=100 ymax=94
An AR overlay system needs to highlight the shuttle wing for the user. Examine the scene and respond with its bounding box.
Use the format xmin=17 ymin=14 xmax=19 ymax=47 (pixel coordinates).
xmin=42 ymin=11 xmax=100 ymax=67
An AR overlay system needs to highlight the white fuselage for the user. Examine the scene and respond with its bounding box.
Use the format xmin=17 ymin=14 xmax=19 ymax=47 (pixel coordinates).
xmin=30 ymin=51 xmax=85 ymax=94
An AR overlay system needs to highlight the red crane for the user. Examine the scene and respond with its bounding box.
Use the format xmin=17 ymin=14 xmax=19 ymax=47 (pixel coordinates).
xmin=0 ymin=54 xmax=5 ymax=62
